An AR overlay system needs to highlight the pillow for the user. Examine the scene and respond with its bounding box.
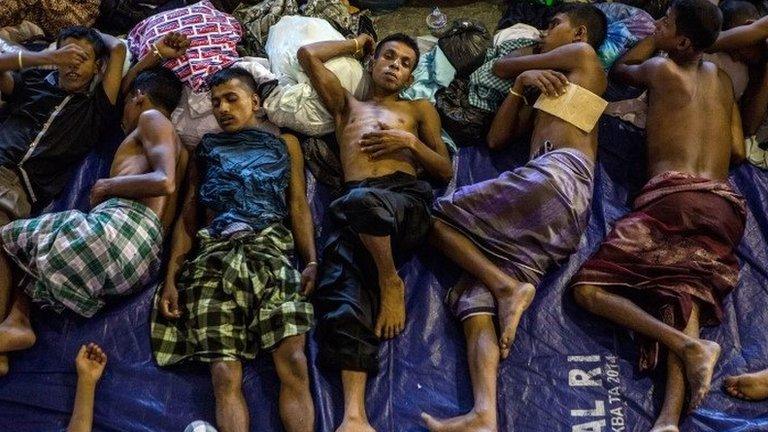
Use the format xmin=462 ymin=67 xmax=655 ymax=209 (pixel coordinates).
xmin=127 ymin=0 xmax=242 ymax=91
xmin=596 ymin=3 xmax=656 ymax=69
xmin=263 ymin=16 xmax=368 ymax=136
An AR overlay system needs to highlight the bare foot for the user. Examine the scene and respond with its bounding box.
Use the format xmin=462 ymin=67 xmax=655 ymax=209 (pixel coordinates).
xmin=374 ymin=273 xmax=405 ymax=340
xmin=681 ymin=339 xmax=720 ymax=411
xmin=421 ymin=409 xmax=497 ymax=432
xmin=495 ymin=281 xmax=535 ymax=359
xmin=0 ymin=354 xmax=7 ymax=377
xmin=723 ymin=369 xmax=768 ymax=401
xmin=648 ymin=425 xmax=679 ymax=432
xmin=0 ymin=317 xmax=36 ymax=353
xmin=336 ymin=416 xmax=376 ymax=432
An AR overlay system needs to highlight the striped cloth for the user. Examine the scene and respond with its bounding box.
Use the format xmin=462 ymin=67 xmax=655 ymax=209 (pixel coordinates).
xmin=468 ymin=38 xmax=539 ymax=112
xmin=1 ymin=198 xmax=162 ymax=318
xmin=150 ymin=223 xmax=313 ymax=366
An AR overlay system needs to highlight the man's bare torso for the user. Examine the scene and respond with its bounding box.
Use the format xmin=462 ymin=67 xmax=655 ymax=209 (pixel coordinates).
xmin=530 ymin=60 xmax=607 ymax=160
xmin=337 ymin=96 xmax=419 ymax=182
xmin=109 ymin=129 xmax=186 ymax=232
xmin=646 ymin=59 xmax=733 ymax=181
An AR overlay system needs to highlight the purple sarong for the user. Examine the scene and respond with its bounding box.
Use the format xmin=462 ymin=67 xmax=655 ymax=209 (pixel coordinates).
xmin=434 ymin=148 xmax=595 ymax=320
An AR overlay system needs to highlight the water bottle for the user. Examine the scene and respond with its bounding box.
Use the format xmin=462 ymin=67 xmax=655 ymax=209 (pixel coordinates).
xmin=426 ymin=7 xmax=448 ymax=36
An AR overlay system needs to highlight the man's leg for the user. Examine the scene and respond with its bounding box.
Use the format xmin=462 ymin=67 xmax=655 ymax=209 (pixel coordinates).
xmin=0 ymin=209 xmax=17 ymax=376
xmin=573 ymin=284 xmax=720 ymax=409
xmin=430 ymin=219 xmax=535 ymax=357
xmin=358 ymin=234 xmax=405 ymax=340
xmin=272 ymin=334 xmax=314 ymax=432
xmin=651 ymin=303 xmax=701 ymax=432
xmin=0 ymin=292 xmax=35 ymax=375
xmin=421 ymin=315 xmax=498 ymax=432
xmin=724 ymin=369 xmax=768 ymax=401
xmin=337 ymin=370 xmax=375 ymax=432
xmin=210 ymin=360 xmax=249 ymax=432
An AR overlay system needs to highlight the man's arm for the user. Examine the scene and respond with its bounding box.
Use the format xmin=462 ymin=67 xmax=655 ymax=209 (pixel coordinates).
xmin=297 ymin=34 xmax=373 ymax=118
xmin=740 ymin=64 xmax=768 ymax=135
xmin=731 ymin=102 xmax=747 ymax=165
xmin=97 ymin=32 xmax=127 ymax=105
xmin=492 ymin=42 xmax=593 ymax=80
xmin=0 ymin=45 xmax=89 ymax=96
xmin=89 ymin=112 xmax=178 ymax=206
xmin=710 ymin=16 xmax=768 ymax=52
xmin=159 ymin=157 xmax=200 ymax=319
xmin=120 ymin=32 xmax=189 ymax=95
xmin=283 ymin=134 xmax=318 ymax=296
xmin=67 ymin=344 xmax=107 ymax=432
xmin=610 ymin=36 xmax=666 ymax=88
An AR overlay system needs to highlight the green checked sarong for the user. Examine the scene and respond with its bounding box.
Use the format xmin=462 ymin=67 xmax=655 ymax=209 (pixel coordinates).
xmin=0 ymin=197 xmax=162 ymax=318
xmin=150 ymin=223 xmax=314 ymax=366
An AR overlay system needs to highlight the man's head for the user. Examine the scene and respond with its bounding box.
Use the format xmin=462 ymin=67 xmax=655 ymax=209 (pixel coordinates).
xmin=720 ymin=0 xmax=764 ymax=63
xmin=540 ymin=4 xmax=608 ymax=53
xmin=654 ymin=0 xmax=723 ymax=54
xmin=208 ymin=67 xmax=260 ymax=133
xmin=370 ymin=33 xmax=420 ymax=93
xmin=55 ymin=26 xmax=108 ymax=93
xmin=122 ymin=67 xmax=183 ymax=133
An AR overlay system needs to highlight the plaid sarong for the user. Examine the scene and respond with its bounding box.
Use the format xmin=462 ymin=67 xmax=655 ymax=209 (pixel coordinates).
xmin=468 ymin=38 xmax=539 ymax=111
xmin=1 ymin=197 xmax=162 ymax=318
xmin=150 ymin=223 xmax=314 ymax=366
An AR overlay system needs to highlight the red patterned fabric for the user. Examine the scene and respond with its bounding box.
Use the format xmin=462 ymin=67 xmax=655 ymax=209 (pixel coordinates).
xmin=572 ymin=171 xmax=747 ymax=371
xmin=127 ymin=0 xmax=242 ymax=91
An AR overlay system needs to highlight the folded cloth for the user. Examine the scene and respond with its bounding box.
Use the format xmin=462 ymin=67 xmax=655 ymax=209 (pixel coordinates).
xmin=434 ymin=148 xmax=595 ymax=320
xmin=314 ymin=171 xmax=433 ymax=373
xmin=150 ymin=223 xmax=313 ymax=365
xmin=1 ymin=197 xmax=162 ymax=318
xmin=571 ymin=171 xmax=747 ymax=371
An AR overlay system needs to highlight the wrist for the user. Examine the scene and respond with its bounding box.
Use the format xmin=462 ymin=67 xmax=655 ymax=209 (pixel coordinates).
xmin=77 ymin=376 xmax=99 ymax=389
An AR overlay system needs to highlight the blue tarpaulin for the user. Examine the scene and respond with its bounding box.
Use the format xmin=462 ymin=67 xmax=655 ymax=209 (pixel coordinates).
xmin=0 ymin=115 xmax=767 ymax=431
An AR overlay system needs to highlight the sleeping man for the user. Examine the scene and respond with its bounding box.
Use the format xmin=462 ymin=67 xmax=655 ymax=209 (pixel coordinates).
xmin=421 ymin=4 xmax=608 ymax=431
xmin=298 ymin=33 xmax=452 ymax=431
xmin=572 ymin=0 xmax=747 ymax=430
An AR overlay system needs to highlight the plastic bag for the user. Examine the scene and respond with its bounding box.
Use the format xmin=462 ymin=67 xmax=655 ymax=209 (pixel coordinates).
xmin=437 ymin=20 xmax=492 ymax=79
xmin=435 ymin=78 xmax=493 ymax=147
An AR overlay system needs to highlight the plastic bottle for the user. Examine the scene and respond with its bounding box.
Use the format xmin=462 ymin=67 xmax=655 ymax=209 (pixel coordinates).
xmin=426 ymin=7 xmax=448 ymax=36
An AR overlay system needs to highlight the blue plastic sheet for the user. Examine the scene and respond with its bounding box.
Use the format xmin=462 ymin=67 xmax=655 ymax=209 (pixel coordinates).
xmin=1 ymin=116 xmax=767 ymax=431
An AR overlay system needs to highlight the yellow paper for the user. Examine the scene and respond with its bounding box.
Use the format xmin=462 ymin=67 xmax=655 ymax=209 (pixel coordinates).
xmin=533 ymin=83 xmax=608 ymax=133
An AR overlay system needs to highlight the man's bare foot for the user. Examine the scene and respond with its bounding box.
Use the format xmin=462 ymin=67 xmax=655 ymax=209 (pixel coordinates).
xmin=421 ymin=409 xmax=497 ymax=432
xmin=495 ymin=281 xmax=535 ymax=359
xmin=0 ymin=317 xmax=36 ymax=352
xmin=336 ymin=416 xmax=376 ymax=432
xmin=0 ymin=354 xmax=8 ymax=377
xmin=374 ymin=273 xmax=405 ymax=340
xmin=723 ymin=369 xmax=768 ymax=401
xmin=648 ymin=425 xmax=679 ymax=432
xmin=681 ymin=339 xmax=720 ymax=410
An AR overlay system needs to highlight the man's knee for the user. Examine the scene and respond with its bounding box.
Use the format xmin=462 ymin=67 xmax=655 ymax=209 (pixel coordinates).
xmin=210 ymin=361 xmax=243 ymax=395
xmin=274 ymin=337 xmax=309 ymax=384
xmin=573 ymin=284 xmax=602 ymax=311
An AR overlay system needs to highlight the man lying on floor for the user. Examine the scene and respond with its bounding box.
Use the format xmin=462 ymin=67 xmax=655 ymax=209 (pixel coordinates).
xmin=422 ymin=4 xmax=608 ymax=431
xmin=572 ymin=1 xmax=747 ymax=430
xmin=0 ymin=25 xmax=125 ymax=375
xmin=298 ymin=33 xmax=452 ymax=431
xmin=0 ymin=66 xmax=185 ymax=373
xmin=151 ymin=67 xmax=317 ymax=432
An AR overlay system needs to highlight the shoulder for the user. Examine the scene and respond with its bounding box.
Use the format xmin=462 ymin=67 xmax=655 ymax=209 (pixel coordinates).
xmin=406 ymin=98 xmax=438 ymax=119
xmin=569 ymin=42 xmax=600 ymax=60
xmin=280 ymin=132 xmax=302 ymax=156
xmin=138 ymin=109 xmax=174 ymax=133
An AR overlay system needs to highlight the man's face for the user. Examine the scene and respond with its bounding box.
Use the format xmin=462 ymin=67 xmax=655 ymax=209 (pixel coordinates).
xmin=210 ymin=78 xmax=260 ymax=133
xmin=370 ymin=41 xmax=417 ymax=93
xmin=540 ymin=13 xmax=579 ymax=53
xmin=57 ymin=38 xmax=99 ymax=93
xmin=120 ymin=90 xmax=143 ymax=133
xmin=654 ymin=8 xmax=683 ymax=52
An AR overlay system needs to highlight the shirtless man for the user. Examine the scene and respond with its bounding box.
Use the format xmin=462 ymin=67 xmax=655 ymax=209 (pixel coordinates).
xmin=421 ymin=4 xmax=607 ymax=431
xmin=298 ymin=33 xmax=452 ymax=431
xmin=571 ymin=1 xmax=747 ymax=430
xmin=0 ymin=66 xmax=186 ymax=373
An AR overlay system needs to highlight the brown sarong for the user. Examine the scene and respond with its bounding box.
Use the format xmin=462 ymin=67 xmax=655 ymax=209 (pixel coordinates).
xmin=571 ymin=171 xmax=747 ymax=371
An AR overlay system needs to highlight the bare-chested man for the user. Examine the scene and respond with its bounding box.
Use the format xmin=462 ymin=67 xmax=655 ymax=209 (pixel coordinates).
xmin=0 ymin=65 xmax=186 ymax=373
xmin=298 ymin=33 xmax=452 ymax=431
xmin=421 ymin=4 xmax=608 ymax=431
xmin=571 ymin=1 xmax=747 ymax=430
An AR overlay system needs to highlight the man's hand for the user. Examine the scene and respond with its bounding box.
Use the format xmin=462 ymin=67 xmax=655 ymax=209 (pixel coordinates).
xmin=359 ymin=122 xmax=415 ymax=159
xmin=48 ymin=44 xmax=89 ymax=68
xmin=300 ymin=263 xmax=317 ymax=296
xmin=155 ymin=32 xmax=190 ymax=60
xmin=355 ymin=34 xmax=375 ymax=58
xmin=89 ymin=179 xmax=111 ymax=208
xmin=159 ymin=282 xmax=182 ymax=319
xmin=514 ymin=69 xmax=569 ymax=97
xmin=75 ymin=343 xmax=107 ymax=386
